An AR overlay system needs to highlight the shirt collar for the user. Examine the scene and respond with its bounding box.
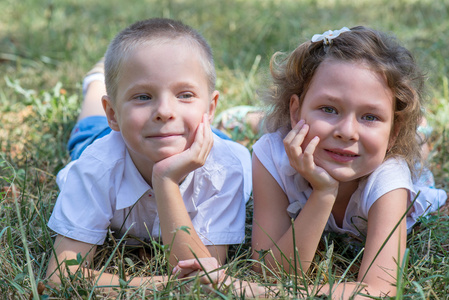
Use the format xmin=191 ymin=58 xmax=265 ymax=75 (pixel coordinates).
xmin=114 ymin=149 xmax=197 ymax=210
xmin=115 ymin=149 xmax=152 ymax=210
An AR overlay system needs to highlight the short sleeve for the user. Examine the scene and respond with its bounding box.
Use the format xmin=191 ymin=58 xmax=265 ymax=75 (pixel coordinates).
xmin=253 ymin=130 xmax=297 ymax=192
xmin=48 ymin=157 xmax=119 ymax=245
xmin=361 ymin=158 xmax=414 ymax=217
xmin=252 ymin=131 xmax=312 ymax=219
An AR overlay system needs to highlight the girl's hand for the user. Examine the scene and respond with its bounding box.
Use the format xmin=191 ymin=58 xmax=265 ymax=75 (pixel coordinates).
xmin=283 ymin=120 xmax=338 ymax=193
xmin=152 ymin=114 xmax=214 ymax=184
xmin=173 ymin=257 xmax=224 ymax=285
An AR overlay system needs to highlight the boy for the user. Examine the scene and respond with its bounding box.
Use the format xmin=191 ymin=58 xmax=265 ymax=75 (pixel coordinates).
xmin=46 ymin=18 xmax=251 ymax=289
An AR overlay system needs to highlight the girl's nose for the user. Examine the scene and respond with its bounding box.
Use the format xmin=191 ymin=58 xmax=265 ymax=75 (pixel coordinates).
xmin=334 ymin=116 xmax=359 ymax=141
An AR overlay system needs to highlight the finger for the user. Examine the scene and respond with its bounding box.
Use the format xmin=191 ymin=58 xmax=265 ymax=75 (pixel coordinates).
xmin=199 ymin=114 xmax=214 ymax=159
xmin=194 ymin=121 xmax=205 ymax=149
xmin=289 ymin=123 xmax=309 ymax=156
xmin=198 ymin=269 xmax=224 ymax=285
xmin=304 ymin=135 xmax=319 ymax=155
xmin=177 ymin=259 xmax=203 ymax=270
xmin=187 ymin=122 xmax=206 ymax=165
xmin=173 ymin=260 xmax=202 ymax=278
xmin=283 ymin=120 xmax=305 ymax=145
xmin=284 ymin=122 xmax=308 ymax=159
xmin=302 ymin=136 xmax=319 ymax=169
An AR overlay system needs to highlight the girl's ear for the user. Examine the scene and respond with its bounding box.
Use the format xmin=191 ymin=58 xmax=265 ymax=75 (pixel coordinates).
xmin=207 ymin=90 xmax=219 ymax=123
xmin=289 ymin=94 xmax=301 ymax=127
xmin=102 ymin=95 xmax=120 ymax=131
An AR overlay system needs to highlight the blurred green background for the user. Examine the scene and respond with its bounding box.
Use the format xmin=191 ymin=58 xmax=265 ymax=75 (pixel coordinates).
xmin=1 ymin=0 xmax=449 ymax=298
xmin=2 ymin=0 xmax=449 ymax=111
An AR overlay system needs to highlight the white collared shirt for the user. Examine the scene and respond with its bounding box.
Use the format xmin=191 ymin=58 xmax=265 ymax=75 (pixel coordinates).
xmin=48 ymin=131 xmax=251 ymax=245
xmin=253 ymin=129 xmax=447 ymax=236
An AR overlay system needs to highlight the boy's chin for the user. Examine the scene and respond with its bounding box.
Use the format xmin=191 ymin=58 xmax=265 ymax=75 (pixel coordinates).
xmin=152 ymin=148 xmax=188 ymax=162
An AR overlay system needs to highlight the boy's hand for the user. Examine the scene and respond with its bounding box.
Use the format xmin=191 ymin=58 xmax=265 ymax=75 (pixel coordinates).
xmin=283 ymin=120 xmax=338 ymax=193
xmin=173 ymin=257 xmax=224 ymax=285
xmin=152 ymin=114 xmax=214 ymax=184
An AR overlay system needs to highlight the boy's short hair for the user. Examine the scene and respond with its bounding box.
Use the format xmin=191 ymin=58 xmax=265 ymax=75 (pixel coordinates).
xmin=104 ymin=18 xmax=216 ymax=101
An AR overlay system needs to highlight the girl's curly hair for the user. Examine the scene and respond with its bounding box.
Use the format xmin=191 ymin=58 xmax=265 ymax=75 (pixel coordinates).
xmin=262 ymin=26 xmax=425 ymax=176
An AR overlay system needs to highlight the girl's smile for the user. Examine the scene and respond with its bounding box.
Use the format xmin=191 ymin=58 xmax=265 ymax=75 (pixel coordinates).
xmin=324 ymin=148 xmax=359 ymax=163
xmin=290 ymin=59 xmax=395 ymax=183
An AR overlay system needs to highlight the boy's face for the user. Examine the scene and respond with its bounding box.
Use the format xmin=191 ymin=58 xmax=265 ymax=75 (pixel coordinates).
xmin=103 ymin=41 xmax=218 ymax=174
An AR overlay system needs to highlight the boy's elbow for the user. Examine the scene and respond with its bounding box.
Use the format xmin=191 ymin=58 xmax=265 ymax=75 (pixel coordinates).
xmin=45 ymin=266 xmax=63 ymax=287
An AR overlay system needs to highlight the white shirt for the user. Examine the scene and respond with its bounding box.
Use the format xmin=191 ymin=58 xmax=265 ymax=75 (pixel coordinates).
xmin=48 ymin=130 xmax=252 ymax=245
xmin=253 ymin=130 xmax=447 ymax=236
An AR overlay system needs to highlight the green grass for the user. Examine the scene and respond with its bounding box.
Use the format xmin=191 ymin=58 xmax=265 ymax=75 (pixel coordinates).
xmin=1 ymin=0 xmax=449 ymax=298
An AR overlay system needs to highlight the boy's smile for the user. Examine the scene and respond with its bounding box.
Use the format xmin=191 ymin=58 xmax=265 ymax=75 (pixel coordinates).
xmin=103 ymin=39 xmax=218 ymax=181
xmin=290 ymin=59 xmax=395 ymax=183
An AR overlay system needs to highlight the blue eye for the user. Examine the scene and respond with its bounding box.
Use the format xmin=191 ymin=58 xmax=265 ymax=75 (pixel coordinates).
xmin=320 ymin=106 xmax=337 ymax=114
xmin=363 ymin=114 xmax=379 ymax=121
xmin=178 ymin=92 xmax=194 ymax=100
xmin=136 ymin=95 xmax=151 ymax=101
xmin=178 ymin=93 xmax=194 ymax=100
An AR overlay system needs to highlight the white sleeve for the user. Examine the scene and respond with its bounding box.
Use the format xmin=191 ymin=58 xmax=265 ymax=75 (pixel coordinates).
xmin=361 ymin=158 xmax=414 ymax=217
xmin=48 ymin=157 xmax=118 ymax=245
xmin=252 ymin=133 xmax=285 ymax=190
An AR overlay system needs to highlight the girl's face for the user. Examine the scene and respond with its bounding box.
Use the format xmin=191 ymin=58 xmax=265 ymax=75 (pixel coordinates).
xmin=290 ymin=59 xmax=395 ymax=183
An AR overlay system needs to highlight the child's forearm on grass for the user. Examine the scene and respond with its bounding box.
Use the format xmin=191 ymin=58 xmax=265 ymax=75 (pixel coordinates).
xmin=309 ymin=281 xmax=393 ymax=300
xmin=259 ymin=189 xmax=336 ymax=274
xmin=47 ymin=263 xmax=169 ymax=293
xmin=153 ymin=177 xmax=211 ymax=266
xmin=217 ymin=276 xmax=271 ymax=298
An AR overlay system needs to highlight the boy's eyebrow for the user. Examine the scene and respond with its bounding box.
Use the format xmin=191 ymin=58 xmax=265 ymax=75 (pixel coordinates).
xmin=170 ymin=81 xmax=201 ymax=90
xmin=126 ymin=80 xmax=201 ymax=91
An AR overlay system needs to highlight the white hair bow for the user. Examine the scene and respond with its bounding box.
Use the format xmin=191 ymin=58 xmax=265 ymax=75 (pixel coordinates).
xmin=311 ymin=27 xmax=350 ymax=45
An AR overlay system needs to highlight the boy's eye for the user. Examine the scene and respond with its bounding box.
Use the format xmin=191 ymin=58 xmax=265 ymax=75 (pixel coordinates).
xmin=178 ymin=92 xmax=194 ymax=100
xmin=362 ymin=114 xmax=379 ymax=122
xmin=136 ymin=94 xmax=151 ymax=101
xmin=320 ymin=106 xmax=337 ymax=114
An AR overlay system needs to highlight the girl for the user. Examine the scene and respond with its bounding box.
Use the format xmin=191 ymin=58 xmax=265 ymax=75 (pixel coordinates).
xmin=251 ymin=26 xmax=447 ymax=298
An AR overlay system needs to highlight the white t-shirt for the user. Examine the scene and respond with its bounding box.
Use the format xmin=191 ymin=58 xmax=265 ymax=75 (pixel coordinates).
xmin=253 ymin=130 xmax=447 ymax=236
xmin=48 ymin=130 xmax=252 ymax=246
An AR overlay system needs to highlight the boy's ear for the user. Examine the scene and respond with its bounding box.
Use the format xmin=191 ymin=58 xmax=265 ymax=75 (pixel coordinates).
xmin=102 ymin=95 xmax=120 ymax=131
xmin=207 ymin=90 xmax=219 ymax=123
xmin=289 ymin=94 xmax=301 ymax=126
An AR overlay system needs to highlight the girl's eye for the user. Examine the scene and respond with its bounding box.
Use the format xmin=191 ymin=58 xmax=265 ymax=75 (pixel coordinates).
xmin=136 ymin=95 xmax=151 ymax=101
xmin=362 ymin=114 xmax=379 ymax=122
xmin=320 ymin=106 xmax=337 ymax=114
xmin=178 ymin=92 xmax=194 ymax=100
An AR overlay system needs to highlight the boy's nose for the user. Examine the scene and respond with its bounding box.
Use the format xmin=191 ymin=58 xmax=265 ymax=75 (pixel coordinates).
xmin=334 ymin=116 xmax=359 ymax=141
xmin=154 ymin=97 xmax=175 ymax=122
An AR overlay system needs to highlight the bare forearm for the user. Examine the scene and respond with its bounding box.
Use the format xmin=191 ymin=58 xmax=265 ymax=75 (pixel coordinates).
xmin=256 ymin=190 xmax=335 ymax=273
xmin=153 ymin=178 xmax=211 ymax=265
xmin=310 ymin=281 xmax=394 ymax=300
xmin=48 ymin=264 xmax=168 ymax=292
xmin=217 ymin=276 xmax=270 ymax=298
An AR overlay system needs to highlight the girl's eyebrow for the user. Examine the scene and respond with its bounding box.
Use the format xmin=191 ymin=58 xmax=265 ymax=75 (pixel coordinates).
xmin=319 ymin=94 xmax=392 ymax=113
